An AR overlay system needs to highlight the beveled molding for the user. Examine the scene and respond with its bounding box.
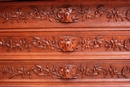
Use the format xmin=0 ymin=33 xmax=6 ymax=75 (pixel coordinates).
xmin=0 ymin=2 xmax=130 ymax=28
xmin=1 ymin=60 xmax=130 ymax=80
xmin=0 ymin=35 xmax=130 ymax=52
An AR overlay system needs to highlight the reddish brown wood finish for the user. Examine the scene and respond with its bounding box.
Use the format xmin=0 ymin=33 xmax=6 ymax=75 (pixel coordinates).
xmin=0 ymin=0 xmax=130 ymax=87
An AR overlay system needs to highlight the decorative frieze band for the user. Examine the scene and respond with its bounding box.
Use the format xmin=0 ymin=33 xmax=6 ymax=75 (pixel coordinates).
xmin=0 ymin=5 xmax=130 ymax=23
xmin=0 ymin=36 xmax=130 ymax=52
xmin=0 ymin=64 xmax=130 ymax=79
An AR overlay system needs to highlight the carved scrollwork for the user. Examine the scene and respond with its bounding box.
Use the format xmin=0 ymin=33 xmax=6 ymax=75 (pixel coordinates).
xmin=0 ymin=37 xmax=31 ymax=51
xmin=1 ymin=5 xmax=130 ymax=23
xmin=0 ymin=36 xmax=129 ymax=52
xmin=1 ymin=64 xmax=130 ymax=79
xmin=1 ymin=8 xmax=28 ymax=23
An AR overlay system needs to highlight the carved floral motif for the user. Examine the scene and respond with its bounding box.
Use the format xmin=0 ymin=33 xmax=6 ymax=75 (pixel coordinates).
xmin=106 ymin=8 xmax=127 ymax=22
xmin=0 ymin=36 xmax=130 ymax=52
xmin=1 ymin=5 xmax=130 ymax=23
xmin=1 ymin=8 xmax=27 ymax=23
xmin=0 ymin=64 xmax=130 ymax=79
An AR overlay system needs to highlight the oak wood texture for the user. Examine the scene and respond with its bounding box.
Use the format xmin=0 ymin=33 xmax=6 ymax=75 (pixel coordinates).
xmin=0 ymin=0 xmax=130 ymax=87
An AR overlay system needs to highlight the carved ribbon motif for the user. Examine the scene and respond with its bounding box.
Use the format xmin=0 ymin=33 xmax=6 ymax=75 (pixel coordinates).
xmin=0 ymin=64 xmax=130 ymax=79
xmin=0 ymin=36 xmax=130 ymax=52
xmin=1 ymin=5 xmax=130 ymax=23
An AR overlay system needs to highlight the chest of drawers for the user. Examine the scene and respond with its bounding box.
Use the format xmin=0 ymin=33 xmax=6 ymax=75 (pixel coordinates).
xmin=0 ymin=0 xmax=130 ymax=86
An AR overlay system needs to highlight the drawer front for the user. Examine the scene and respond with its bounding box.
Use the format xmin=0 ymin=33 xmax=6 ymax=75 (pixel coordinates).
xmin=0 ymin=1 xmax=130 ymax=29
xmin=1 ymin=59 xmax=130 ymax=86
xmin=0 ymin=31 xmax=129 ymax=55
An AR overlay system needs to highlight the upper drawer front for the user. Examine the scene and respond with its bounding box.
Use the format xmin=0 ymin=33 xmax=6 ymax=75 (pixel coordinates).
xmin=0 ymin=1 xmax=130 ymax=29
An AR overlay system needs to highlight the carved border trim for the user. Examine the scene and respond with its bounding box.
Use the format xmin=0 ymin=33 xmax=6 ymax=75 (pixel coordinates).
xmin=0 ymin=36 xmax=130 ymax=52
xmin=0 ymin=64 xmax=130 ymax=79
xmin=0 ymin=5 xmax=130 ymax=23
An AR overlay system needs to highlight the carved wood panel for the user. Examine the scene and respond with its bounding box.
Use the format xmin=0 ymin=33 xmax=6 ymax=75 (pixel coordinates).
xmin=0 ymin=31 xmax=129 ymax=53
xmin=1 ymin=60 xmax=130 ymax=80
xmin=0 ymin=0 xmax=130 ymax=87
xmin=0 ymin=35 xmax=130 ymax=52
xmin=1 ymin=5 xmax=129 ymax=23
xmin=0 ymin=2 xmax=130 ymax=28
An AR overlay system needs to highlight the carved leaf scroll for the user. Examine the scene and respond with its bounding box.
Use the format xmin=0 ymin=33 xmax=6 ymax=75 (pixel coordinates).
xmin=0 ymin=36 xmax=130 ymax=52
xmin=1 ymin=64 xmax=130 ymax=79
xmin=1 ymin=5 xmax=130 ymax=23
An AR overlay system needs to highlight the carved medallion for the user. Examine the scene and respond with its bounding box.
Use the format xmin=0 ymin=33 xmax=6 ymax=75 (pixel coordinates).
xmin=58 ymin=65 xmax=77 ymax=79
xmin=58 ymin=36 xmax=78 ymax=52
xmin=57 ymin=7 xmax=78 ymax=23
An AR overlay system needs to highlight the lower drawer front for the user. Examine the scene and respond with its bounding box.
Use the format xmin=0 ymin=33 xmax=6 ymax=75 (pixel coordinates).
xmin=0 ymin=59 xmax=130 ymax=86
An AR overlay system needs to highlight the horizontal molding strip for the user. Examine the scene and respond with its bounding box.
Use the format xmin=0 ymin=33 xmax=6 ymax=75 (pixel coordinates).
xmin=1 ymin=28 xmax=130 ymax=32
xmin=0 ymin=52 xmax=130 ymax=60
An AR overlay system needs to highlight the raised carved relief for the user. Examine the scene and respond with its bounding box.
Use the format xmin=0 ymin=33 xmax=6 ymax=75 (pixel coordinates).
xmin=106 ymin=8 xmax=127 ymax=22
xmin=104 ymin=37 xmax=130 ymax=51
xmin=56 ymin=7 xmax=78 ymax=23
xmin=58 ymin=36 xmax=78 ymax=52
xmin=1 ymin=5 xmax=130 ymax=23
xmin=0 ymin=36 xmax=130 ymax=52
xmin=1 ymin=8 xmax=27 ymax=23
xmin=79 ymin=5 xmax=105 ymax=21
xmin=58 ymin=65 xmax=77 ymax=79
xmin=79 ymin=36 xmax=104 ymax=50
xmin=1 ymin=64 xmax=130 ymax=79
xmin=28 ymin=6 xmax=54 ymax=22
xmin=0 ymin=38 xmax=31 ymax=51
